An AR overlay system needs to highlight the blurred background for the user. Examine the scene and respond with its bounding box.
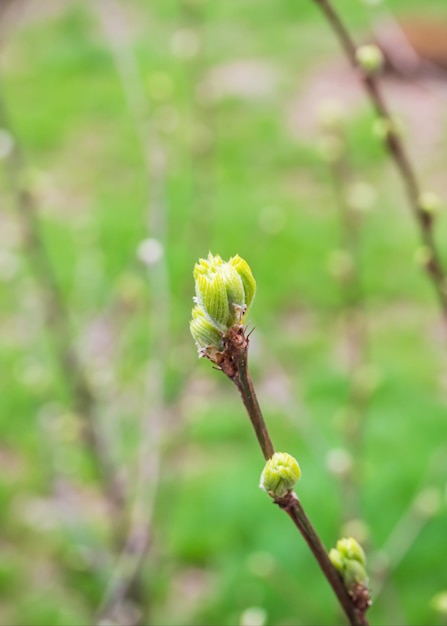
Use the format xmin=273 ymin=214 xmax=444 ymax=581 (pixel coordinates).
xmin=1 ymin=0 xmax=447 ymax=624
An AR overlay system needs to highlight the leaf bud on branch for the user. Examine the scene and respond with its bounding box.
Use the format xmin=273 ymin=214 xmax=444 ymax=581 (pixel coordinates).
xmin=260 ymin=452 xmax=302 ymax=498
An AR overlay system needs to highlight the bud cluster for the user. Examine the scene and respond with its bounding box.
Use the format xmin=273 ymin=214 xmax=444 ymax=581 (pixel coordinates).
xmin=190 ymin=253 xmax=256 ymax=356
xmin=329 ymin=537 xmax=369 ymax=591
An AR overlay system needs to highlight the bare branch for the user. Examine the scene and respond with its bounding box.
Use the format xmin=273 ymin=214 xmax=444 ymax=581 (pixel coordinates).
xmin=94 ymin=1 xmax=169 ymax=621
xmin=0 ymin=88 xmax=126 ymax=515
xmin=313 ymin=0 xmax=447 ymax=330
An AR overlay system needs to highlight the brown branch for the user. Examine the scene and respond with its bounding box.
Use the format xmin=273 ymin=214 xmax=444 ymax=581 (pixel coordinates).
xmin=313 ymin=0 xmax=447 ymax=328
xmin=277 ymin=492 xmax=369 ymax=626
xmin=205 ymin=326 xmax=370 ymax=626
xmin=228 ymin=328 xmax=274 ymax=460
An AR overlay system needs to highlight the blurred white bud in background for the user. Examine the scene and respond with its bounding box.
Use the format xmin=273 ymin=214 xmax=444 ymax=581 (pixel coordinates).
xmin=239 ymin=606 xmax=267 ymax=626
xmin=137 ymin=238 xmax=164 ymax=266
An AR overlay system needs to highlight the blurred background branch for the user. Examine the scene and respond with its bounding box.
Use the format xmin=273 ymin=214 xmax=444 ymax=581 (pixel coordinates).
xmin=95 ymin=0 xmax=169 ymax=622
xmin=313 ymin=0 xmax=447 ymax=331
xmin=0 ymin=86 xmax=126 ymax=516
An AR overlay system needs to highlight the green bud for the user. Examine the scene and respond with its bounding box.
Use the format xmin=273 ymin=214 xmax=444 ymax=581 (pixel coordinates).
xmin=372 ymin=117 xmax=402 ymax=141
xmin=356 ymin=45 xmax=384 ymax=74
xmin=229 ymin=254 xmax=256 ymax=310
xmin=190 ymin=306 xmax=224 ymax=355
xmin=336 ymin=537 xmax=366 ymax=567
xmin=329 ymin=548 xmax=344 ymax=572
xmin=260 ymin=452 xmax=301 ymax=498
xmin=330 ymin=538 xmax=369 ymax=595
xmin=193 ymin=252 xmax=255 ymax=331
xmin=342 ymin=559 xmax=369 ymax=588
xmin=419 ymin=191 xmax=441 ymax=215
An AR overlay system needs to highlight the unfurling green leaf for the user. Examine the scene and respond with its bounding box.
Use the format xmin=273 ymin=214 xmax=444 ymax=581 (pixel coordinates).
xmin=191 ymin=253 xmax=256 ymax=354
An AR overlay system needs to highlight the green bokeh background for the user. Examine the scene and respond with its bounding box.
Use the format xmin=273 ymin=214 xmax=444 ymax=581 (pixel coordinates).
xmin=1 ymin=0 xmax=447 ymax=624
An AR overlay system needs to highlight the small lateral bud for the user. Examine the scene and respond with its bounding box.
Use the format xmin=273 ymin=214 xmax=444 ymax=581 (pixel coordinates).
xmin=356 ymin=45 xmax=384 ymax=74
xmin=419 ymin=192 xmax=441 ymax=215
xmin=329 ymin=537 xmax=369 ymax=598
xmin=372 ymin=116 xmax=403 ymax=142
xmin=260 ymin=452 xmax=301 ymax=498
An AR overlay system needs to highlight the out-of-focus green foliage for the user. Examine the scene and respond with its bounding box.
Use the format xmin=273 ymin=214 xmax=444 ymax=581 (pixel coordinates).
xmin=1 ymin=0 xmax=447 ymax=625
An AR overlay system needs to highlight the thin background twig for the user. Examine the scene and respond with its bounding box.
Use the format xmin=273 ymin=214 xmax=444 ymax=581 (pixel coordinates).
xmin=0 ymin=86 xmax=126 ymax=518
xmin=312 ymin=0 xmax=447 ymax=331
xmin=95 ymin=1 xmax=169 ymax=621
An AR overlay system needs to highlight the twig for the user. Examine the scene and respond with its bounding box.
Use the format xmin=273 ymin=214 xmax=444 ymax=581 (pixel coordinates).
xmin=211 ymin=325 xmax=370 ymax=626
xmin=95 ymin=0 xmax=168 ymax=621
xmin=312 ymin=0 xmax=447 ymax=329
xmin=277 ymin=492 xmax=369 ymax=626
xmin=96 ymin=362 xmax=163 ymax=623
xmin=232 ymin=340 xmax=274 ymax=460
xmin=0 ymin=89 xmax=125 ymax=515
